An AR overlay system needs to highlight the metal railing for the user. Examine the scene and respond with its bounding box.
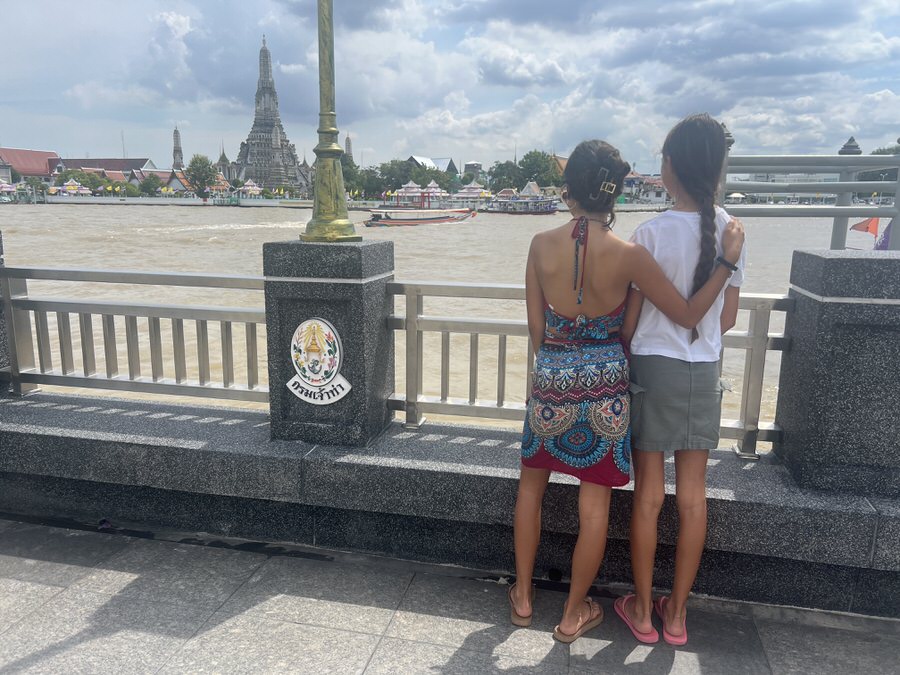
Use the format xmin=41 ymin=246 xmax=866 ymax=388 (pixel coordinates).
xmin=0 ymin=267 xmax=268 ymax=402
xmin=387 ymin=281 xmax=792 ymax=459
xmin=2 ymin=267 xmax=792 ymax=457
xmin=723 ymin=152 xmax=900 ymax=250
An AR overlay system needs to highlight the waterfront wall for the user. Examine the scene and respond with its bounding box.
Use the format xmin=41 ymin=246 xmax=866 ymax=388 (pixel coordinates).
xmin=775 ymin=250 xmax=900 ymax=498
xmin=1 ymin=240 xmax=900 ymax=618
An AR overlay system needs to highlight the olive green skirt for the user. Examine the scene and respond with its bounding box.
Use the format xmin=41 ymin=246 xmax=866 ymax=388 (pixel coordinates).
xmin=629 ymin=354 xmax=723 ymax=452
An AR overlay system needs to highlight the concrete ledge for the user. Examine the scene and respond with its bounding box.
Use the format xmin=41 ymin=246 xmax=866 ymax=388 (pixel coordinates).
xmin=1 ymin=393 xmax=898 ymax=616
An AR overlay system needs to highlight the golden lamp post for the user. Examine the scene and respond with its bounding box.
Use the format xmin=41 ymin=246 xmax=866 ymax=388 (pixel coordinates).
xmin=302 ymin=0 xmax=361 ymax=241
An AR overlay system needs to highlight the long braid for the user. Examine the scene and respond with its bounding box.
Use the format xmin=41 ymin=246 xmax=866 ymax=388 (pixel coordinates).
xmin=691 ymin=193 xmax=718 ymax=294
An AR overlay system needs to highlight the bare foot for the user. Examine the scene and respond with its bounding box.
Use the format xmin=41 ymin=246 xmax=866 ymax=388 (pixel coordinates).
xmin=662 ymin=598 xmax=686 ymax=637
xmin=510 ymin=583 xmax=533 ymax=619
xmin=558 ymin=598 xmax=602 ymax=636
xmin=623 ymin=594 xmax=654 ymax=635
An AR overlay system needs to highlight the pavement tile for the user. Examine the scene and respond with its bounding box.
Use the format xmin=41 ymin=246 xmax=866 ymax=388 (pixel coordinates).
xmin=755 ymin=617 xmax=900 ymax=675
xmin=217 ymin=555 xmax=412 ymax=635
xmin=0 ymin=524 xmax=132 ymax=587
xmin=570 ymin=599 xmax=770 ymax=675
xmin=0 ymin=578 xmax=64 ymax=634
xmin=72 ymin=539 xmax=266 ymax=610
xmin=364 ymin=636 xmax=562 ymax=674
xmin=384 ymin=574 xmax=568 ymax=667
xmin=0 ymin=587 xmax=212 ymax=674
xmin=160 ymin=613 xmax=380 ymax=674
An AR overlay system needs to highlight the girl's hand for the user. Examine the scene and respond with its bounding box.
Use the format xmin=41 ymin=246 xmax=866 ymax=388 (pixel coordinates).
xmin=722 ymin=218 xmax=745 ymax=264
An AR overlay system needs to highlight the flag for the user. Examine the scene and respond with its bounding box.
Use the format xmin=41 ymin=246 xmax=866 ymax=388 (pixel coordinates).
xmin=850 ymin=217 xmax=879 ymax=237
xmin=875 ymin=222 xmax=893 ymax=251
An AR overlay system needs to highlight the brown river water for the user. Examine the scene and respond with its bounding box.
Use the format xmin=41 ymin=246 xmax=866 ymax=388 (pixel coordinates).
xmin=0 ymin=204 xmax=868 ymax=431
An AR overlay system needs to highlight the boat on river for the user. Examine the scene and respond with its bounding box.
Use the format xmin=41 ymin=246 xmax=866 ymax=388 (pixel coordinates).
xmin=481 ymin=181 xmax=559 ymax=215
xmin=482 ymin=195 xmax=559 ymax=215
xmin=364 ymin=208 xmax=475 ymax=227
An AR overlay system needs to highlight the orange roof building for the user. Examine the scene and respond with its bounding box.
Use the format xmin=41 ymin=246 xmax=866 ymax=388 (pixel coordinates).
xmin=0 ymin=148 xmax=62 ymax=179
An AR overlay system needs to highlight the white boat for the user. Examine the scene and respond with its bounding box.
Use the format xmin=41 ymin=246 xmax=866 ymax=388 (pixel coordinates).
xmin=364 ymin=208 xmax=475 ymax=227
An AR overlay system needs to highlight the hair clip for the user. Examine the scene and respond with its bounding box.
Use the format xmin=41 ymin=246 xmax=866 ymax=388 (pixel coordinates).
xmin=589 ymin=167 xmax=616 ymax=200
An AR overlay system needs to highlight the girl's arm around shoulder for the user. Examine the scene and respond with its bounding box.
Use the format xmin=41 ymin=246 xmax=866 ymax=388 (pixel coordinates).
xmin=623 ymin=239 xmax=738 ymax=330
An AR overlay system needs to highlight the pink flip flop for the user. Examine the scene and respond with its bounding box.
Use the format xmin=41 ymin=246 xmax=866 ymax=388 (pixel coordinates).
xmin=654 ymin=596 xmax=688 ymax=646
xmin=614 ymin=594 xmax=659 ymax=644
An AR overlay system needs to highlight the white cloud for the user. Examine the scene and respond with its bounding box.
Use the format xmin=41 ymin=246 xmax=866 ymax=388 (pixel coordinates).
xmin=2 ymin=0 xmax=898 ymax=169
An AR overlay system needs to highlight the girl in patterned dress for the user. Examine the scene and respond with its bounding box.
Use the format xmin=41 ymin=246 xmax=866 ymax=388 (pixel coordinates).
xmin=508 ymin=140 xmax=744 ymax=643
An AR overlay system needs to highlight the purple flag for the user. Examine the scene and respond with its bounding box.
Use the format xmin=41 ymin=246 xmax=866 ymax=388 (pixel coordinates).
xmin=875 ymin=221 xmax=893 ymax=251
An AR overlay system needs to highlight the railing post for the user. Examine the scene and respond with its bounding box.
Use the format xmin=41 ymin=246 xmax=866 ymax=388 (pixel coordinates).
xmin=404 ymin=289 xmax=425 ymax=429
xmin=888 ymin=139 xmax=900 ymax=251
xmin=0 ymin=232 xmax=6 ymax=391
xmin=734 ymin=306 xmax=771 ymax=459
xmin=831 ymin=137 xmax=862 ymax=250
xmin=0 ymin=267 xmax=39 ymax=396
xmin=717 ymin=124 xmax=734 ymax=207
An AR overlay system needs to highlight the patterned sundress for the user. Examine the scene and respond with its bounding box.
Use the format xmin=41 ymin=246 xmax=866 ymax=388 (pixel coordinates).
xmin=520 ymin=218 xmax=632 ymax=486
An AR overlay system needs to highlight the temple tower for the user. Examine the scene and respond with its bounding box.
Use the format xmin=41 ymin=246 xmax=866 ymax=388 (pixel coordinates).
xmin=173 ymin=126 xmax=184 ymax=170
xmin=345 ymin=134 xmax=354 ymax=164
xmin=235 ymin=36 xmax=311 ymax=193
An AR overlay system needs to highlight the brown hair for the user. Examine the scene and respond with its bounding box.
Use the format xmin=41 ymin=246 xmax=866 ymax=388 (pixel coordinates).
xmin=662 ymin=114 xmax=727 ymax=293
xmin=564 ymin=140 xmax=631 ymax=228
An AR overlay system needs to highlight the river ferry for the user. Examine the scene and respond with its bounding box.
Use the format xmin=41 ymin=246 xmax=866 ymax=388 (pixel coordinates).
xmin=364 ymin=208 xmax=475 ymax=227
xmin=482 ymin=195 xmax=559 ymax=215
xmin=481 ymin=181 xmax=559 ymax=215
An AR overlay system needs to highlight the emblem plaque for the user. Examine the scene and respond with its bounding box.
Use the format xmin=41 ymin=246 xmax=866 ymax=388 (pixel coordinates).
xmin=286 ymin=318 xmax=351 ymax=404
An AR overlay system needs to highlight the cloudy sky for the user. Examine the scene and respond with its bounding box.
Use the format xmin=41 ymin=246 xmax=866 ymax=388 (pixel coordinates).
xmin=2 ymin=0 xmax=899 ymax=173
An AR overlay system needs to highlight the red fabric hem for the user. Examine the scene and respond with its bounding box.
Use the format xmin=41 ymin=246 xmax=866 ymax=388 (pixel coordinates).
xmin=522 ymin=446 xmax=629 ymax=487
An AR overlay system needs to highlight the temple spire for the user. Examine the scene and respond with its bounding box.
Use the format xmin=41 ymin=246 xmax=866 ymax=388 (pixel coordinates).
xmin=172 ymin=125 xmax=184 ymax=170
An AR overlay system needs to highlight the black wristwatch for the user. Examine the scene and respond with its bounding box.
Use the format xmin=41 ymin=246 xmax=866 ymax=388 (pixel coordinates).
xmin=716 ymin=256 xmax=738 ymax=273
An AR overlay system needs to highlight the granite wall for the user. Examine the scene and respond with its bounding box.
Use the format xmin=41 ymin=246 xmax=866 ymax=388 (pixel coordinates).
xmin=775 ymin=249 xmax=900 ymax=498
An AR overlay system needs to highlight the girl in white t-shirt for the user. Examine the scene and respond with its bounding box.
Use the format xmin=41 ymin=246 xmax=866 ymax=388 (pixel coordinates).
xmin=616 ymin=114 xmax=746 ymax=646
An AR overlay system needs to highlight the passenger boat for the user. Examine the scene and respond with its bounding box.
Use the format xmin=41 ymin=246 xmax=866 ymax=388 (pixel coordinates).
xmin=481 ymin=195 xmax=559 ymax=215
xmin=364 ymin=208 xmax=475 ymax=227
xmin=481 ymin=181 xmax=559 ymax=215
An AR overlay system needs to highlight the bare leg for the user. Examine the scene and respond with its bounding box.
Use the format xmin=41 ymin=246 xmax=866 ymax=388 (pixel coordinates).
xmin=626 ymin=449 xmax=665 ymax=633
xmin=558 ymin=481 xmax=611 ymax=634
xmin=512 ymin=465 xmax=551 ymax=618
xmin=663 ymin=449 xmax=709 ymax=637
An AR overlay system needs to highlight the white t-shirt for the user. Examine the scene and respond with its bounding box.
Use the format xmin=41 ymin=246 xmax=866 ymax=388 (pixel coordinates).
xmin=629 ymin=206 xmax=746 ymax=362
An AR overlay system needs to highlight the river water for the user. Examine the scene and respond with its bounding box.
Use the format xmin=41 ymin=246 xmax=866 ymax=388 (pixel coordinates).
xmin=0 ymin=204 xmax=874 ymax=429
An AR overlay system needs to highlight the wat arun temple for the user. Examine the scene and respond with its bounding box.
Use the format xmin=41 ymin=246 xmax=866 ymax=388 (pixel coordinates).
xmin=218 ymin=38 xmax=313 ymax=194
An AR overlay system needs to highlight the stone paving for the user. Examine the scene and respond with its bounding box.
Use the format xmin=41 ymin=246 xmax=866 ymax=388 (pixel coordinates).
xmin=0 ymin=517 xmax=897 ymax=674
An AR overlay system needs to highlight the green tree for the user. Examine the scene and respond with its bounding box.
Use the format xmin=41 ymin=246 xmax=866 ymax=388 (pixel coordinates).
xmin=488 ymin=160 xmax=523 ymax=191
xmin=340 ymin=153 xmax=362 ymax=194
xmin=139 ymin=173 xmax=163 ymax=196
xmin=378 ymin=159 xmax=414 ymax=190
xmin=461 ymin=172 xmax=475 ymax=185
xmin=229 ymin=178 xmax=245 ymax=189
xmin=518 ymin=150 xmax=562 ymax=187
xmin=24 ymin=177 xmax=45 ymax=192
xmin=55 ymin=169 xmax=103 ymax=190
xmin=184 ymin=154 xmax=217 ymax=198
xmin=410 ymin=166 xmax=453 ymax=191
xmin=10 ymin=168 xmax=21 ymax=182
xmin=124 ymin=183 xmax=140 ymax=197
xmin=359 ymin=168 xmax=385 ymax=198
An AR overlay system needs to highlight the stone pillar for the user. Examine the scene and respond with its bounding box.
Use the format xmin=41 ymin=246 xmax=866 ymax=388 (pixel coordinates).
xmin=263 ymin=240 xmax=394 ymax=446
xmin=0 ymin=232 xmax=7 ymax=376
xmin=774 ymin=249 xmax=900 ymax=497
